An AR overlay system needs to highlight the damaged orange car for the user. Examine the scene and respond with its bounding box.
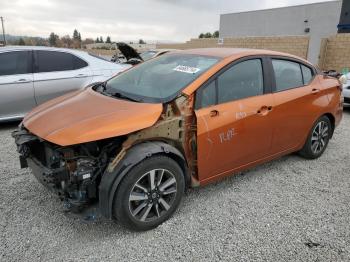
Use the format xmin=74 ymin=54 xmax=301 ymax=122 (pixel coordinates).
xmin=13 ymin=48 xmax=343 ymax=231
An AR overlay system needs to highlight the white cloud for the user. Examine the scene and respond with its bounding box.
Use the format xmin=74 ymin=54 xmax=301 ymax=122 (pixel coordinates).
xmin=0 ymin=0 xmax=337 ymax=42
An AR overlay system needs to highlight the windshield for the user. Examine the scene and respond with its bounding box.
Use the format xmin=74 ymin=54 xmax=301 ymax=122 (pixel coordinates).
xmin=104 ymin=54 xmax=220 ymax=103
xmin=140 ymin=51 xmax=158 ymax=61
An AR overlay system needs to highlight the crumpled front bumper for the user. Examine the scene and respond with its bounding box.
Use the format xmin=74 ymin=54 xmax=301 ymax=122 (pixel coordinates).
xmin=12 ymin=125 xmax=104 ymax=222
xmin=12 ymin=126 xmax=69 ymax=194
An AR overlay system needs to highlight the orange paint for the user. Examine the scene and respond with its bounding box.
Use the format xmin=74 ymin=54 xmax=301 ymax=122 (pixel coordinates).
xmin=22 ymin=48 xmax=342 ymax=186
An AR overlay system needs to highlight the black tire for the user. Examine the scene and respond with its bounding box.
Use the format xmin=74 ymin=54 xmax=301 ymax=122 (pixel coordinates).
xmin=299 ymin=115 xmax=332 ymax=159
xmin=113 ymin=155 xmax=185 ymax=231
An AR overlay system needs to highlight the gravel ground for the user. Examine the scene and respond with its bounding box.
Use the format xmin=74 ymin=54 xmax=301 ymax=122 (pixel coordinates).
xmin=1 ymin=107 xmax=350 ymax=262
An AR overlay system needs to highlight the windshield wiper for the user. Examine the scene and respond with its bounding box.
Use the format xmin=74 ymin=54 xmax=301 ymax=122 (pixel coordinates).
xmin=110 ymin=92 xmax=142 ymax=102
xmin=95 ymin=82 xmax=108 ymax=93
xmin=96 ymin=82 xmax=142 ymax=102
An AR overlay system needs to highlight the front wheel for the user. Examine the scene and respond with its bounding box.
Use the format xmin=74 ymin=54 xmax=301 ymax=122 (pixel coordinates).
xmin=113 ymin=155 xmax=185 ymax=231
xmin=299 ymin=116 xmax=332 ymax=159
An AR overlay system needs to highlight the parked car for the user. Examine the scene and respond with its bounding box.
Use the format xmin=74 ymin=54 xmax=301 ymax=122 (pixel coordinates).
xmin=0 ymin=46 xmax=131 ymax=122
xmin=13 ymin=48 xmax=343 ymax=231
xmin=140 ymin=49 xmax=177 ymax=61
xmin=342 ymin=72 xmax=350 ymax=104
xmin=111 ymin=42 xmax=176 ymax=65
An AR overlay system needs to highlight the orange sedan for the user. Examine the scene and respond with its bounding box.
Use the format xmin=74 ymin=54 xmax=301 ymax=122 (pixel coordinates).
xmin=13 ymin=48 xmax=343 ymax=231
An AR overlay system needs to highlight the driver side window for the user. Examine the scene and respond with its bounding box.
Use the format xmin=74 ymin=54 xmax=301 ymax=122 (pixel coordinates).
xmin=218 ymin=59 xmax=264 ymax=104
xmin=195 ymin=58 xmax=264 ymax=109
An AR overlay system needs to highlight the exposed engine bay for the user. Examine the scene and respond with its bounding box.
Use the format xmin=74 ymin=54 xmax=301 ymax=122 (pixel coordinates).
xmin=12 ymin=127 xmax=125 ymax=213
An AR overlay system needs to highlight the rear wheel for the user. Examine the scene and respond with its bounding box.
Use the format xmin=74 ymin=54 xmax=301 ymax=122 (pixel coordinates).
xmin=299 ymin=116 xmax=332 ymax=159
xmin=113 ymin=155 xmax=185 ymax=231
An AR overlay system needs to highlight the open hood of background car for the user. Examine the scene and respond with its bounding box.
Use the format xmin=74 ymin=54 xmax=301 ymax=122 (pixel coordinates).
xmin=117 ymin=42 xmax=143 ymax=61
xmin=23 ymin=88 xmax=163 ymax=146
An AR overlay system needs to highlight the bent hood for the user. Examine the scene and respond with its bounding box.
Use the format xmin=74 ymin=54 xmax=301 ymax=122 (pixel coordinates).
xmin=23 ymin=88 xmax=163 ymax=146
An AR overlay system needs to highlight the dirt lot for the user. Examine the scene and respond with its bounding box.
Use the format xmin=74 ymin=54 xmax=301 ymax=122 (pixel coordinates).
xmin=1 ymin=107 xmax=349 ymax=261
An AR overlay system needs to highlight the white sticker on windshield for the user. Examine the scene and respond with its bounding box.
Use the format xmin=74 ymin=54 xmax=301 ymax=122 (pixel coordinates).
xmin=173 ymin=65 xmax=201 ymax=74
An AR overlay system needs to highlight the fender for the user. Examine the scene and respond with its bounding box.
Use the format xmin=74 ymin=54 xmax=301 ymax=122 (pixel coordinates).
xmin=99 ymin=141 xmax=189 ymax=219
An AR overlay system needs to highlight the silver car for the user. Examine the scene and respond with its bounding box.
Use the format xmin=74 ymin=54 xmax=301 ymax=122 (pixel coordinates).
xmin=343 ymin=73 xmax=350 ymax=105
xmin=0 ymin=46 xmax=131 ymax=122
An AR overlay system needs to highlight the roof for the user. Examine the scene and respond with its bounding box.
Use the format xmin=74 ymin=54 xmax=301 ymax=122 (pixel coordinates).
xmin=0 ymin=45 xmax=87 ymax=55
xmin=175 ymin=48 xmax=308 ymax=61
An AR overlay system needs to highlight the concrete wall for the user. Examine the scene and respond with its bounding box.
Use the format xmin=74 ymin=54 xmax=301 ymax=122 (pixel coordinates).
xmin=156 ymin=36 xmax=310 ymax=59
xmin=219 ymin=1 xmax=342 ymax=64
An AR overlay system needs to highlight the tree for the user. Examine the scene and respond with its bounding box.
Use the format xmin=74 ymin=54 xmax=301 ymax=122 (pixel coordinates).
xmin=99 ymin=36 xmax=103 ymax=43
xmin=95 ymin=37 xmax=100 ymax=43
xmin=49 ymin=32 xmax=59 ymax=46
xmin=83 ymin=38 xmax=95 ymax=45
xmin=106 ymin=36 xmax=111 ymax=43
xmin=204 ymin=32 xmax=212 ymax=38
xmin=78 ymin=33 xmax=82 ymax=42
xmin=198 ymin=31 xmax=219 ymax=39
xmin=73 ymin=29 xmax=79 ymax=40
xmin=61 ymin=35 xmax=73 ymax=48
xmin=139 ymin=39 xmax=146 ymax=44
xmin=18 ymin=38 xmax=25 ymax=45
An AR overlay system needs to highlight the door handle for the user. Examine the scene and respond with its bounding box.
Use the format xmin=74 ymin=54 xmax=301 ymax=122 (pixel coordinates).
xmin=311 ymin=88 xmax=320 ymax=94
xmin=15 ymin=79 xmax=31 ymax=83
xmin=75 ymin=74 xmax=88 ymax=78
xmin=210 ymin=110 xmax=219 ymax=117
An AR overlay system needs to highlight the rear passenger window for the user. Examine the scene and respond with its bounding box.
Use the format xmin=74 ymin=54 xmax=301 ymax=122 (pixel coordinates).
xmin=272 ymin=59 xmax=303 ymax=91
xmin=217 ymin=59 xmax=264 ymax=104
xmin=35 ymin=51 xmax=87 ymax=73
xmin=74 ymin=56 xmax=88 ymax=69
xmin=0 ymin=51 xmax=31 ymax=76
xmin=301 ymin=65 xmax=313 ymax=84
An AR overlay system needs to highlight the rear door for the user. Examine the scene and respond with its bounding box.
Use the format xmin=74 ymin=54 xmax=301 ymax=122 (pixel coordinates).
xmin=195 ymin=57 xmax=275 ymax=183
xmin=269 ymin=58 xmax=327 ymax=153
xmin=0 ymin=50 xmax=36 ymax=120
xmin=33 ymin=50 xmax=93 ymax=104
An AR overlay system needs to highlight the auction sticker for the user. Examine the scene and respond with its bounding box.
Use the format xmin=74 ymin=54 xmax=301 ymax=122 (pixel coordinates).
xmin=173 ymin=65 xmax=201 ymax=74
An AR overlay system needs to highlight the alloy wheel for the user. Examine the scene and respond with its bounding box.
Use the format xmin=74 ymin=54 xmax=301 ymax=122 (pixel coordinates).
xmin=128 ymin=169 xmax=177 ymax=222
xmin=311 ymin=120 xmax=329 ymax=154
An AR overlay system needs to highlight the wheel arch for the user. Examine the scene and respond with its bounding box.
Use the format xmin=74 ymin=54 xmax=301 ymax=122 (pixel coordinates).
xmin=99 ymin=141 xmax=189 ymax=219
xmin=323 ymin=112 xmax=335 ymax=138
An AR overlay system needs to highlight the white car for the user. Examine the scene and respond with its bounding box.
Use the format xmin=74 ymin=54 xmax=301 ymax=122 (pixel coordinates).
xmin=0 ymin=46 xmax=131 ymax=122
xmin=343 ymin=72 xmax=350 ymax=104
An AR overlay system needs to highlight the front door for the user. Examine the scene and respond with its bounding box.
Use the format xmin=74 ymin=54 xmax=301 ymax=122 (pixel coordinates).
xmin=0 ymin=50 xmax=36 ymax=120
xmin=195 ymin=58 xmax=274 ymax=183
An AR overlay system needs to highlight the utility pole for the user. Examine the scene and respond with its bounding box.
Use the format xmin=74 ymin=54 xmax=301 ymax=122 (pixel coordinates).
xmin=0 ymin=17 xmax=6 ymax=46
